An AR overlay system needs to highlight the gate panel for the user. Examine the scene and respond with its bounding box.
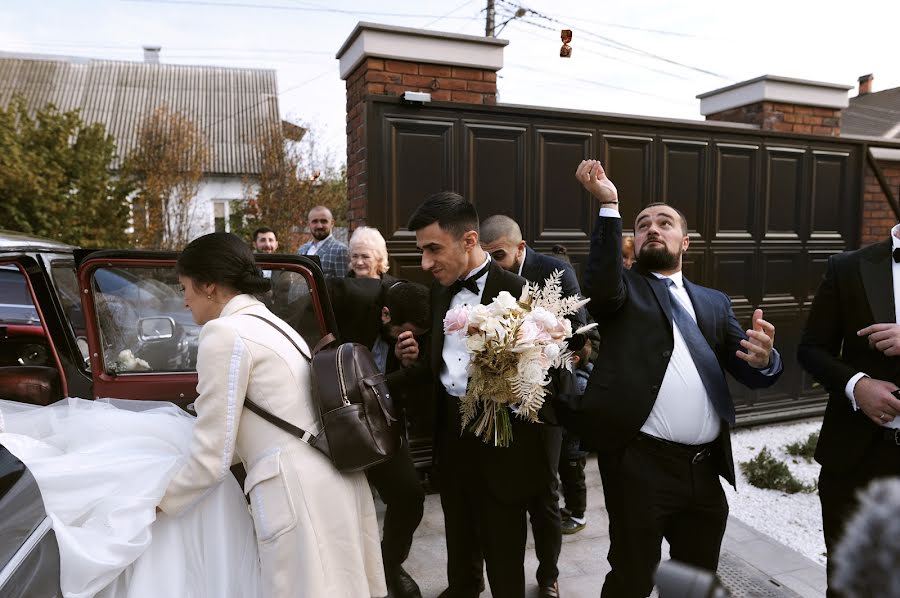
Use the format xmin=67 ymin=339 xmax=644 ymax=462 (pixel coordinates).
xmin=462 ymin=123 xmax=527 ymax=225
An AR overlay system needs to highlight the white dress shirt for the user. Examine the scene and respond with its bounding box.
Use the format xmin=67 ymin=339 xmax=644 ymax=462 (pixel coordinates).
xmin=845 ymin=224 xmax=900 ymax=429
xmin=441 ymin=255 xmax=491 ymax=397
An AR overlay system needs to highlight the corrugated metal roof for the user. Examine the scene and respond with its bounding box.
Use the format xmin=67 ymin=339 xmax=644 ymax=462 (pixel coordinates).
xmin=0 ymin=53 xmax=280 ymax=175
xmin=843 ymin=86 xmax=900 ymax=139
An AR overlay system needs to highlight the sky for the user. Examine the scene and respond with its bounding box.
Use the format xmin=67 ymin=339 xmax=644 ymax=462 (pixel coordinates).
xmin=3 ymin=0 xmax=899 ymax=167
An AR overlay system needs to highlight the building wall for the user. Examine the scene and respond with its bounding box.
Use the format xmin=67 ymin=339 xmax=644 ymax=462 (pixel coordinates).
xmin=862 ymin=160 xmax=900 ymax=245
xmin=189 ymin=175 xmax=253 ymax=240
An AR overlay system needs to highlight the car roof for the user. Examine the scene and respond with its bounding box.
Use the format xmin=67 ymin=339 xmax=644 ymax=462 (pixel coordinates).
xmin=0 ymin=229 xmax=76 ymax=252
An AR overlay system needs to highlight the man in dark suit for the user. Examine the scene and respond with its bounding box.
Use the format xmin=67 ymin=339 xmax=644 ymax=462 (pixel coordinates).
xmin=404 ymin=192 xmax=560 ymax=598
xmin=328 ymin=277 xmax=431 ymax=598
xmin=566 ymin=160 xmax=783 ymax=598
xmin=480 ymin=214 xmax=587 ymax=598
xmin=797 ymin=228 xmax=900 ymax=597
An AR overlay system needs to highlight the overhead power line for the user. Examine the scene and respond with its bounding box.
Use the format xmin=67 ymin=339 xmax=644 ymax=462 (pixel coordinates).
xmin=497 ymin=0 xmax=730 ymax=81
xmin=123 ymin=0 xmax=485 ymax=20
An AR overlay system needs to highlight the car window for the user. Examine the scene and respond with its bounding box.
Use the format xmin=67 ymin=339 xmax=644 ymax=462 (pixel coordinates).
xmin=91 ymin=266 xmax=199 ymax=374
xmin=48 ymin=262 xmax=90 ymax=369
xmin=259 ymin=267 xmax=324 ymax=350
xmin=0 ymin=265 xmax=52 ymax=368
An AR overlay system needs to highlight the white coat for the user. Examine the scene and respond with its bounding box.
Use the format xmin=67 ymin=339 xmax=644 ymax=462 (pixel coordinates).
xmin=159 ymin=294 xmax=386 ymax=598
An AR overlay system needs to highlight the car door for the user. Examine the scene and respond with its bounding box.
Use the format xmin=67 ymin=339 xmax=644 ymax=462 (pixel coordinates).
xmin=77 ymin=251 xmax=336 ymax=407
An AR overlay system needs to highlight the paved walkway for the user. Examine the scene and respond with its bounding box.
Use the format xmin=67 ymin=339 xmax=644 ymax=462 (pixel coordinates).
xmin=376 ymin=455 xmax=827 ymax=597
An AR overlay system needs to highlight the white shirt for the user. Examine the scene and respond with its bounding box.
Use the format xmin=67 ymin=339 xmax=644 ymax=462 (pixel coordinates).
xmin=844 ymin=224 xmax=900 ymax=429
xmin=642 ymin=271 xmax=722 ymax=444
xmin=441 ymin=255 xmax=491 ymax=397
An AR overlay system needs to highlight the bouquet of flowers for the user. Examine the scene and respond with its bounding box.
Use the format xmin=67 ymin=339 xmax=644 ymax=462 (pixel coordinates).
xmin=443 ymin=270 xmax=596 ymax=447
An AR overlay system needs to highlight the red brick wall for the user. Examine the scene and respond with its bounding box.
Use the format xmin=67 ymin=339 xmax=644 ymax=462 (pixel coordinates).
xmin=707 ymin=101 xmax=842 ymax=136
xmin=344 ymin=58 xmax=498 ymax=228
xmin=862 ymin=160 xmax=900 ymax=245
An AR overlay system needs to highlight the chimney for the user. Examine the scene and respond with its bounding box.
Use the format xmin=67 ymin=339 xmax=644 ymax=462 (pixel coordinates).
xmin=143 ymin=46 xmax=161 ymax=64
xmin=858 ymin=74 xmax=873 ymax=96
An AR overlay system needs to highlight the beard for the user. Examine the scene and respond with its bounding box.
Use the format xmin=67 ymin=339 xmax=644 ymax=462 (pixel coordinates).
xmin=636 ymin=242 xmax=680 ymax=272
xmin=311 ymin=229 xmax=330 ymax=241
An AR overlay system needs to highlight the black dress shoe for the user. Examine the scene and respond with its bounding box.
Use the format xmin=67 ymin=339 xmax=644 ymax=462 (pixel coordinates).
xmin=386 ymin=565 xmax=422 ymax=598
xmin=538 ymin=580 xmax=561 ymax=598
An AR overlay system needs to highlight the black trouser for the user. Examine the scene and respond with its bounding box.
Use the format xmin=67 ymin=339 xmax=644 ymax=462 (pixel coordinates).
xmin=599 ymin=433 xmax=728 ymax=598
xmin=559 ymin=429 xmax=588 ymax=518
xmin=366 ymin=441 xmax=426 ymax=571
xmin=819 ymin=433 xmax=900 ymax=598
xmin=527 ymin=428 xmax=563 ymax=587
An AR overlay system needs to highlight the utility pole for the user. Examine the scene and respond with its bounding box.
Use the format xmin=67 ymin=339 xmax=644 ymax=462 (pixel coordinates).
xmin=485 ymin=0 xmax=495 ymax=37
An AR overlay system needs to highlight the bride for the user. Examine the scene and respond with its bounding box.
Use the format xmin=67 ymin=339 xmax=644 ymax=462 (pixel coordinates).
xmin=1 ymin=232 xmax=386 ymax=598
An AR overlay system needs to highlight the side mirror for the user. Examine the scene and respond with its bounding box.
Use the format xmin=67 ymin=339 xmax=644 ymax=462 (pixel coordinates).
xmin=0 ymin=366 xmax=63 ymax=406
xmin=137 ymin=316 xmax=176 ymax=342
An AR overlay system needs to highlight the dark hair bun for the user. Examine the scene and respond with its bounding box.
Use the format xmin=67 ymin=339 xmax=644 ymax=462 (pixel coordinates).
xmin=236 ymin=267 xmax=271 ymax=295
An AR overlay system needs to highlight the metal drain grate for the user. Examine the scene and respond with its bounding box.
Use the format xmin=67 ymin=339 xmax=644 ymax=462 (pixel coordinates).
xmin=716 ymin=551 xmax=802 ymax=597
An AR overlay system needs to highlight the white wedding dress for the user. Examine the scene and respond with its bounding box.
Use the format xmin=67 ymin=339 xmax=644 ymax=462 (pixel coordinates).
xmin=0 ymin=398 xmax=262 ymax=598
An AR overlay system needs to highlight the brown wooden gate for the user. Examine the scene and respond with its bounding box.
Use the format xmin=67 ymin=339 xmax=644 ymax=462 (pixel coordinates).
xmin=364 ymin=96 xmax=866 ymax=427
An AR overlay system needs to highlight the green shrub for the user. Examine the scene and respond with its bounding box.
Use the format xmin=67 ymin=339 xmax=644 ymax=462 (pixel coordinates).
xmin=785 ymin=432 xmax=819 ymax=462
xmin=740 ymin=448 xmax=815 ymax=494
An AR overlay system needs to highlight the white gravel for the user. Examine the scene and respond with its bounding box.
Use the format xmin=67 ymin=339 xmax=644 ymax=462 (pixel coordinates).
xmin=723 ymin=418 xmax=827 ymax=565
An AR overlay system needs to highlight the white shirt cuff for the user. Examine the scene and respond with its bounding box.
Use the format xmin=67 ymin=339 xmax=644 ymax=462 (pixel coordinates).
xmin=599 ymin=208 xmax=621 ymax=218
xmin=845 ymin=372 xmax=868 ymax=410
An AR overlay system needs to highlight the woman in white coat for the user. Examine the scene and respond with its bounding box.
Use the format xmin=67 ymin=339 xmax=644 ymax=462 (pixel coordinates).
xmin=157 ymin=232 xmax=386 ymax=598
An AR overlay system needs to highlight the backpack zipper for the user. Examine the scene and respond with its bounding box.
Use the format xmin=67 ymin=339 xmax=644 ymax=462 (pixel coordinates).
xmin=336 ymin=345 xmax=350 ymax=406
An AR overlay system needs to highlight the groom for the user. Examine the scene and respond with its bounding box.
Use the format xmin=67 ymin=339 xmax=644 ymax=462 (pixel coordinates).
xmin=405 ymin=192 xmax=561 ymax=598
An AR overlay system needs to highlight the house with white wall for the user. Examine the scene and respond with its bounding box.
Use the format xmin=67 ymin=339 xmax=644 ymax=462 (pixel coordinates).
xmin=0 ymin=47 xmax=290 ymax=240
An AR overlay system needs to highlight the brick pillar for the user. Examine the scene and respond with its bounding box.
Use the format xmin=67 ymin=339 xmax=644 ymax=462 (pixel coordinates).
xmin=698 ymin=75 xmax=851 ymax=137
xmin=862 ymin=156 xmax=900 ymax=245
xmin=337 ymin=23 xmax=507 ymax=228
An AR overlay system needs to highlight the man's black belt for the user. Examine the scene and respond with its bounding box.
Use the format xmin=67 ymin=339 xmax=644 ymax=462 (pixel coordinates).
xmin=636 ymin=432 xmax=714 ymax=464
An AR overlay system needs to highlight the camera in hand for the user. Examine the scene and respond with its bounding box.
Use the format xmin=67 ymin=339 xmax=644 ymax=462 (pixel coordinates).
xmin=655 ymin=560 xmax=729 ymax=598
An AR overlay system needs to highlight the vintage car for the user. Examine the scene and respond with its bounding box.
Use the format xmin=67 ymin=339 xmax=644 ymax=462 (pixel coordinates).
xmin=0 ymin=229 xmax=340 ymax=596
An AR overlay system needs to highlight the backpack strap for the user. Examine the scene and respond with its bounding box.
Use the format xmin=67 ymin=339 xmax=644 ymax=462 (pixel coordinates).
xmin=312 ymin=333 xmax=338 ymax=355
xmin=241 ymin=314 xmax=317 ymax=446
xmin=245 ymin=313 xmax=311 ymax=361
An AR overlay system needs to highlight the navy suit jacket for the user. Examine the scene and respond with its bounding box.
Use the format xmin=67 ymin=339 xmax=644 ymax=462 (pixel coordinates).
xmin=561 ymin=215 xmax=782 ymax=485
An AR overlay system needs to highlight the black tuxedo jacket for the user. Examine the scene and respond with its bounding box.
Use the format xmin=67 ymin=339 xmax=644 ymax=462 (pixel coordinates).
xmin=798 ymin=240 xmax=900 ymax=473
xmin=429 ymin=260 xmax=559 ymax=502
xmin=519 ymin=246 xmax=587 ymax=332
xmin=564 ymin=216 xmax=782 ymax=485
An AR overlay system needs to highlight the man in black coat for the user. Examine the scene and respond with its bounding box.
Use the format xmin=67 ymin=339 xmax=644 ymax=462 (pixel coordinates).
xmin=797 ymin=229 xmax=900 ymax=597
xmin=328 ymin=277 xmax=431 ymax=598
xmin=564 ymin=160 xmax=783 ymax=597
xmin=480 ymin=214 xmax=586 ymax=598
xmin=404 ymin=192 xmax=561 ymax=598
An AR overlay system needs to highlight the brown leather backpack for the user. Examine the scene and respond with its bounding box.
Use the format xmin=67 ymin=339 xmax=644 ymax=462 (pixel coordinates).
xmin=243 ymin=314 xmax=399 ymax=472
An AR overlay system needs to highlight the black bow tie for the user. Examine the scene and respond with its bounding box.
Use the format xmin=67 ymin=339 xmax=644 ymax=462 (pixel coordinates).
xmin=449 ymin=262 xmax=490 ymax=296
xmin=894 ymin=247 xmax=900 ymax=263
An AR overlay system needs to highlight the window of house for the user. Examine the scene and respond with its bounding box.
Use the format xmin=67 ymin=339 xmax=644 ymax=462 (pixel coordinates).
xmin=213 ymin=200 xmax=246 ymax=233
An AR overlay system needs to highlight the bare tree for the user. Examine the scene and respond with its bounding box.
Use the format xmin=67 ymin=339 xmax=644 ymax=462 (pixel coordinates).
xmin=124 ymin=107 xmax=210 ymax=249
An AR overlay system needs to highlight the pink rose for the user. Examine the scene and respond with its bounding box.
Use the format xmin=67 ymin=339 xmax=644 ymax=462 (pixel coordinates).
xmin=443 ymin=305 xmax=470 ymax=334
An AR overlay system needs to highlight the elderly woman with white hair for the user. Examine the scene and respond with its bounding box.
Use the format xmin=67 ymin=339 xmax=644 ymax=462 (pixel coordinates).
xmin=348 ymin=226 xmax=396 ymax=283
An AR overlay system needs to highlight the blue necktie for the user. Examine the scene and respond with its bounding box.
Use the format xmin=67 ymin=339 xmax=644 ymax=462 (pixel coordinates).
xmin=663 ymin=278 xmax=735 ymax=424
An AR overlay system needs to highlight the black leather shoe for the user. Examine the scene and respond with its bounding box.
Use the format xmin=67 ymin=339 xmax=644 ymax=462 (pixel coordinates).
xmin=436 ymin=578 xmax=485 ymax=598
xmin=386 ymin=566 xmax=422 ymax=598
xmin=538 ymin=580 xmax=561 ymax=598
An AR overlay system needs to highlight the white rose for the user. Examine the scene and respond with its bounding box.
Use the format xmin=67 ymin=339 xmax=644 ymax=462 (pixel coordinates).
xmin=529 ymin=306 xmax=558 ymax=329
xmin=467 ymin=304 xmax=492 ymax=328
xmin=491 ymin=291 xmax=519 ymax=314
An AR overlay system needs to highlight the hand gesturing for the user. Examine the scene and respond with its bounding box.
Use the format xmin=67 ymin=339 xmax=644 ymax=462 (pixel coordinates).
xmin=575 ymin=160 xmax=618 ymax=204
